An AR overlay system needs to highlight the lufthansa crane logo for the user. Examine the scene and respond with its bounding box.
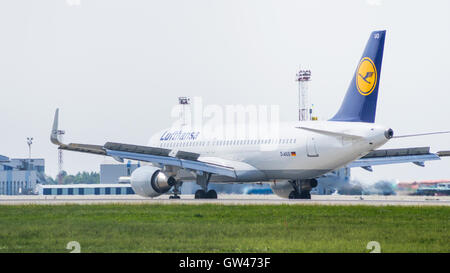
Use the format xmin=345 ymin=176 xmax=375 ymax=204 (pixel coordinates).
xmin=356 ymin=57 xmax=377 ymax=96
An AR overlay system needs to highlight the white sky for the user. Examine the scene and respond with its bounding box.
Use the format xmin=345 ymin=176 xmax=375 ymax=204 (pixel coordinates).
xmin=0 ymin=0 xmax=449 ymax=183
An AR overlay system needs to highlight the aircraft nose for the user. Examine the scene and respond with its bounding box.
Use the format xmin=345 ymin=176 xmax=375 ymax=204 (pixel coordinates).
xmin=384 ymin=128 xmax=394 ymax=139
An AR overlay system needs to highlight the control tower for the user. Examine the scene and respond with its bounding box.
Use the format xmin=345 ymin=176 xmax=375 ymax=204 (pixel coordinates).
xmin=178 ymin=96 xmax=190 ymax=126
xmin=296 ymin=69 xmax=312 ymax=121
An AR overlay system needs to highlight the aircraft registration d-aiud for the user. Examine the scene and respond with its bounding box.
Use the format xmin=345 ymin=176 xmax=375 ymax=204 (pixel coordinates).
xmin=50 ymin=30 xmax=450 ymax=199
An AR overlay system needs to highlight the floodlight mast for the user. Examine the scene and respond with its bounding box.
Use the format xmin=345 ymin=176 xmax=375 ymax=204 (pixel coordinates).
xmin=26 ymin=137 xmax=33 ymax=192
xmin=296 ymin=69 xmax=312 ymax=121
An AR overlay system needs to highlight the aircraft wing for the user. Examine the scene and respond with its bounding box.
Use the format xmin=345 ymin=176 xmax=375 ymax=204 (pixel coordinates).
xmin=51 ymin=109 xmax=237 ymax=178
xmin=58 ymin=142 xmax=238 ymax=178
xmin=347 ymin=147 xmax=449 ymax=170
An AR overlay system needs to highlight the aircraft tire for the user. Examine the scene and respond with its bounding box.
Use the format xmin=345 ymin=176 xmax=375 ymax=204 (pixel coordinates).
xmin=288 ymin=191 xmax=299 ymax=199
xmin=207 ymin=190 xmax=217 ymax=199
xmin=195 ymin=190 xmax=206 ymax=199
xmin=289 ymin=190 xmax=311 ymax=199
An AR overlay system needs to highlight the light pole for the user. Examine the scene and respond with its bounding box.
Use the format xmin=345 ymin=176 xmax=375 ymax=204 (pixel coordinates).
xmin=27 ymin=137 xmax=33 ymax=158
xmin=26 ymin=137 xmax=33 ymax=194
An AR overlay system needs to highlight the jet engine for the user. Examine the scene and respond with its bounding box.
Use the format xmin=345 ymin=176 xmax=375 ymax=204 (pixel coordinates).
xmin=270 ymin=179 xmax=318 ymax=198
xmin=130 ymin=166 xmax=176 ymax=197
xmin=270 ymin=180 xmax=294 ymax=199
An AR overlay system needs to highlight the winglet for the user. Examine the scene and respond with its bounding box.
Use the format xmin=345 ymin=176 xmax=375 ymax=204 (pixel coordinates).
xmin=50 ymin=108 xmax=63 ymax=145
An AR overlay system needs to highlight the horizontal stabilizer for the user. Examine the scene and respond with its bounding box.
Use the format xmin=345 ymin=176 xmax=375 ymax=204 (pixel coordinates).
xmin=437 ymin=150 xmax=450 ymax=157
xmin=348 ymin=147 xmax=441 ymax=168
xmin=394 ymin=131 xmax=450 ymax=138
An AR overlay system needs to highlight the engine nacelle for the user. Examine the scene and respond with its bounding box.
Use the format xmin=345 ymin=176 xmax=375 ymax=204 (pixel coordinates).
xmin=270 ymin=180 xmax=293 ymax=199
xmin=270 ymin=179 xmax=318 ymax=198
xmin=130 ymin=166 xmax=176 ymax=197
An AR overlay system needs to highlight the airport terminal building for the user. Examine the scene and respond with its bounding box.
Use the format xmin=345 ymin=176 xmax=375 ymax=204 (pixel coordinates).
xmin=36 ymin=183 xmax=135 ymax=195
xmin=0 ymin=156 xmax=45 ymax=195
xmin=100 ymin=160 xmax=139 ymax=184
xmin=35 ymin=160 xmax=138 ymax=196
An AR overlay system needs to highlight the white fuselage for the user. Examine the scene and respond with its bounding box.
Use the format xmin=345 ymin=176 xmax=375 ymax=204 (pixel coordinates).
xmin=148 ymin=121 xmax=390 ymax=182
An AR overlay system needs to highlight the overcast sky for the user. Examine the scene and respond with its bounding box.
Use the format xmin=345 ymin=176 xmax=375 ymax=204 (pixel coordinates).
xmin=1 ymin=0 xmax=449 ymax=183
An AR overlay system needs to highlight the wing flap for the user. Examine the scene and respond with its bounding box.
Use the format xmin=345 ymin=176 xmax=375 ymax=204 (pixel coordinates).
xmin=59 ymin=143 xmax=106 ymax=155
xmin=105 ymin=149 xmax=236 ymax=178
xmin=104 ymin=142 xmax=171 ymax=157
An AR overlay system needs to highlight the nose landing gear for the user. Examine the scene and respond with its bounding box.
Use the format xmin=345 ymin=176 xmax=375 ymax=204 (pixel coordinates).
xmin=169 ymin=180 xmax=182 ymax=199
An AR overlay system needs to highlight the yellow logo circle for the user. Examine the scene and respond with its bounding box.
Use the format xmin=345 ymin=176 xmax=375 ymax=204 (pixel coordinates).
xmin=356 ymin=57 xmax=377 ymax=96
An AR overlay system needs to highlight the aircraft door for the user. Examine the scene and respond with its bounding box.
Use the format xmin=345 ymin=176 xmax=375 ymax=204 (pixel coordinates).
xmin=307 ymin=136 xmax=319 ymax=157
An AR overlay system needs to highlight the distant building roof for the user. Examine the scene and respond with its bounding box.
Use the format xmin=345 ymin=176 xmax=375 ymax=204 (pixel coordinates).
xmin=399 ymin=179 xmax=450 ymax=184
xmin=397 ymin=180 xmax=450 ymax=189
xmin=0 ymin=155 xmax=9 ymax=162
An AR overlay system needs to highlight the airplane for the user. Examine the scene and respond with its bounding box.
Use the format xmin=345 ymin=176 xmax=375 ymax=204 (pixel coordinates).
xmin=50 ymin=30 xmax=450 ymax=199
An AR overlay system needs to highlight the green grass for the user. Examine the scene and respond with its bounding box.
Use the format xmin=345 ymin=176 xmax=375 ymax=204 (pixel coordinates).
xmin=0 ymin=204 xmax=448 ymax=253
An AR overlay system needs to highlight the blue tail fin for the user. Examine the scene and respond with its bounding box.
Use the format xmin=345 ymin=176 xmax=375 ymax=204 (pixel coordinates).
xmin=330 ymin=30 xmax=386 ymax=123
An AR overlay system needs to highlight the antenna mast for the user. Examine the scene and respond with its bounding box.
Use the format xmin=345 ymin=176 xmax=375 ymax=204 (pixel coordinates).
xmin=56 ymin=129 xmax=65 ymax=184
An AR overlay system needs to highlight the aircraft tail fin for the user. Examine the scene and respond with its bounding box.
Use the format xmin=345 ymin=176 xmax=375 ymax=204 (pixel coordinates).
xmin=330 ymin=30 xmax=386 ymax=123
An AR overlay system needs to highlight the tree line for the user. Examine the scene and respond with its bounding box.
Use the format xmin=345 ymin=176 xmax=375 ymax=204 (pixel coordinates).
xmin=45 ymin=171 xmax=100 ymax=184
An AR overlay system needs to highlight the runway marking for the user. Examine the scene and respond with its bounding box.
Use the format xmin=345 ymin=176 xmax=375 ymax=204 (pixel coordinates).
xmin=0 ymin=195 xmax=449 ymax=206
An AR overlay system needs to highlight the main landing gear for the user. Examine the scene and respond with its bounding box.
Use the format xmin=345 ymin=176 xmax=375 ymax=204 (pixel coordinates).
xmin=194 ymin=172 xmax=217 ymax=199
xmin=288 ymin=179 xmax=318 ymax=200
xmin=194 ymin=189 xmax=217 ymax=199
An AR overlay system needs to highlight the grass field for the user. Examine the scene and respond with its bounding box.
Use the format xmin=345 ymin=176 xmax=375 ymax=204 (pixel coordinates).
xmin=0 ymin=204 xmax=448 ymax=253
